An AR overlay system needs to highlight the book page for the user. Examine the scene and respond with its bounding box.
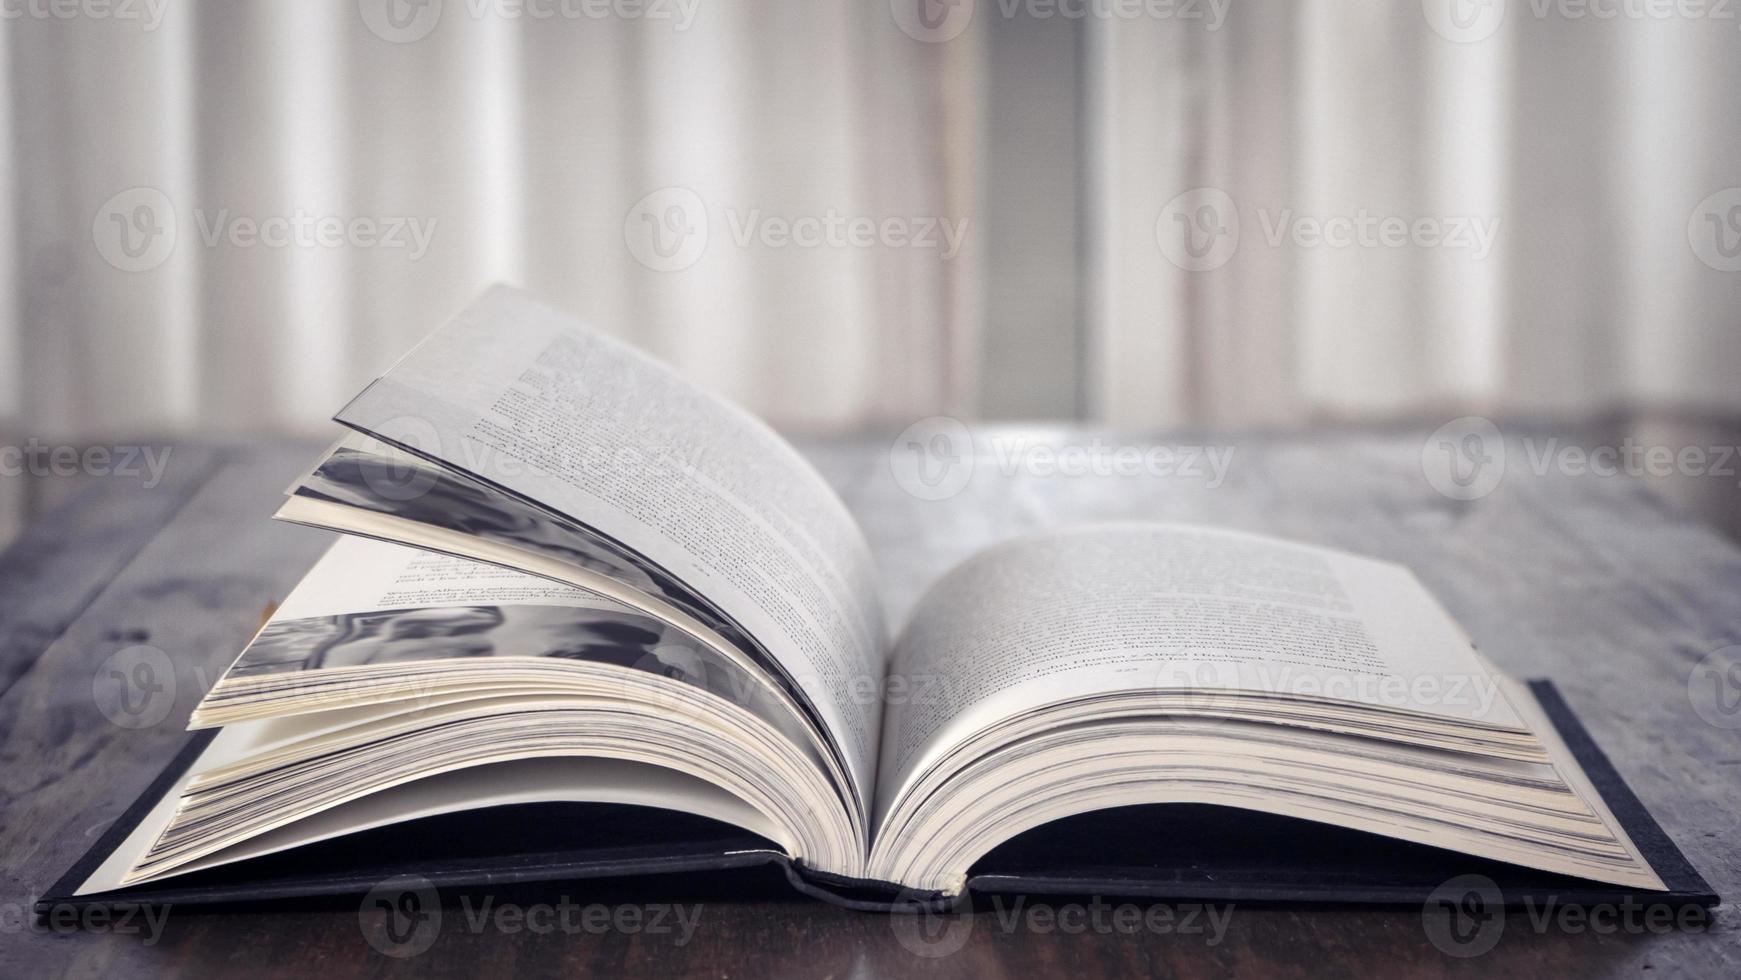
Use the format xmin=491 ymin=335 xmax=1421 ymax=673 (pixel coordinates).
xmin=289 ymin=432 xmax=775 ymax=682
xmin=227 ymin=536 xmax=749 ymax=694
xmin=875 ymin=522 xmax=1524 ymax=824
xmin=77 ymin=743 xmax=780 ymax=895
xmin=333 ymin=286 xmax=888 ymax=809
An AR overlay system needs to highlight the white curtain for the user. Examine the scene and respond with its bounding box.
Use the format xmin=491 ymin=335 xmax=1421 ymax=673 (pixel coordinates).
xmin=3 ymin=0 xmax=1739 ymax=446
xmin=3 ymin=0 xmax=977 ymax=440
xmin=1091 ymin=0 xmax=1741 ymax=428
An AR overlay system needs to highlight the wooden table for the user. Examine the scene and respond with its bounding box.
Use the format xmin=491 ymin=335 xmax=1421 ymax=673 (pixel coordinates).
xmin=3 ymin=430 xmax=1738 ymax=977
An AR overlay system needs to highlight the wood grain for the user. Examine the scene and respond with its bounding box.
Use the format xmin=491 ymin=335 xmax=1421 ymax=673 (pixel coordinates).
xmin=0 ymin=447 xmax=221 ymax=698
xmin=2 ymin=429 xmax=1737 ymax=979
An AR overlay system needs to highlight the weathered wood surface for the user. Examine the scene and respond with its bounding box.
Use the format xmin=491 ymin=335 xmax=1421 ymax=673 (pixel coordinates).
xmin=1 ymin=429 xmax=1737 ymax=978
xmin=0 ymin=447 xmax=222 ymax=699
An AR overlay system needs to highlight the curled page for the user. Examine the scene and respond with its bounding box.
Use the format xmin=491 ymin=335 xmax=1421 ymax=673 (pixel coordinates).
xmin=333 ymin=286 xmax=889 ymax=816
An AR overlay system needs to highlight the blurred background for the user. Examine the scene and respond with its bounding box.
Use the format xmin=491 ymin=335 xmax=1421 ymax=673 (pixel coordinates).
xmin=3 ymin=0 xmax=1741 ymax=543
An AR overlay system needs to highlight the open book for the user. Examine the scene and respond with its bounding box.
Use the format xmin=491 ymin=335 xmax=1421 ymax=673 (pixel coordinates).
xmin=61 ymin=287 xmax=1704 ymax=907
